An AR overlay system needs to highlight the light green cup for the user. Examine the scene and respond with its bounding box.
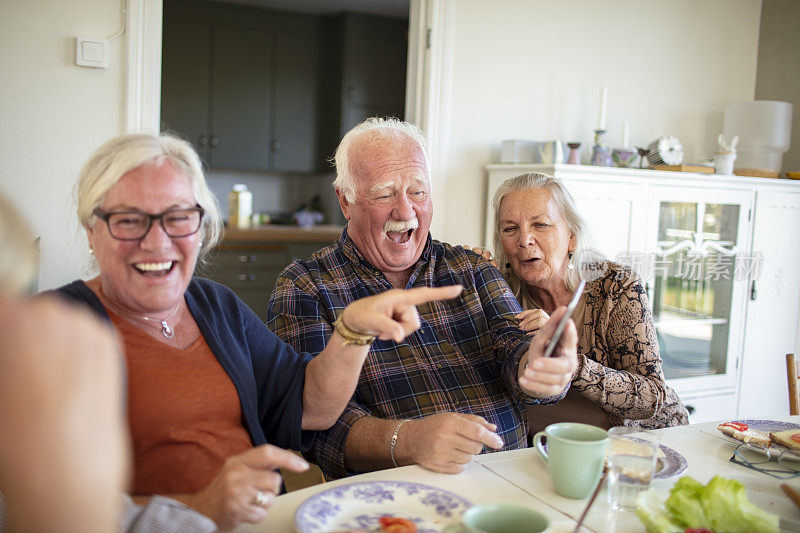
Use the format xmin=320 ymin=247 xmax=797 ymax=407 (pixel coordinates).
xmin=533 ymin=422 xmax=608 ymax=499
xmin=443 ymin=504 xmax=550 ymax=533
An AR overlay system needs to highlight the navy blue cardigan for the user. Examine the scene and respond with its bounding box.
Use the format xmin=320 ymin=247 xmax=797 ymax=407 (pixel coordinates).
xmin=55 ymin=277 xmax=314 ymax=452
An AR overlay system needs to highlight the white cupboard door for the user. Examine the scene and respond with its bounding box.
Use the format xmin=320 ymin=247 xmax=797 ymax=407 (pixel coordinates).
xmin=560 ymin=179 xmax=646 ymax=261
xmin=681 ymin=392 xmax=738 ymax=424
xmin=644 ymin=186 xmax=754 ymax=396
xmin=738 ymin=191 xmax=800 ymax=418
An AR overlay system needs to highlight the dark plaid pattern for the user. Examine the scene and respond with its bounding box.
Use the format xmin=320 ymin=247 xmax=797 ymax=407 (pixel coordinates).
xmin=267 ymin=229 xmax=561 ymax=479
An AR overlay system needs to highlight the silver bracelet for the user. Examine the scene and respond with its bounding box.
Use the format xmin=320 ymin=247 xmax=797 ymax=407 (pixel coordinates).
xmin=390 ymin=419 xmax=411 ymax=468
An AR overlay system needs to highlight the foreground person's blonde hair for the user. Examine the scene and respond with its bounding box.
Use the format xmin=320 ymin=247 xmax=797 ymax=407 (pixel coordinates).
xmin=0 ymin=192 xmax=37 ymax=294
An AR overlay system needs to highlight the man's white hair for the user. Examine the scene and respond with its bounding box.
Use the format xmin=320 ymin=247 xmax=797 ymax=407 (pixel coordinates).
xmin=333 ymin=117 xmax=431 ymax=203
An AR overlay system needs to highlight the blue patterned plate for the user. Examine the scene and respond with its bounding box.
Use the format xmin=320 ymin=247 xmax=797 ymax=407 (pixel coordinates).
xmin=717 ymin=419 xmax=800 ymax=457
xmin=294 ymin=481 xmax=472 ymax=533
xmin=655 ymin=443 xmax=687 ymax=479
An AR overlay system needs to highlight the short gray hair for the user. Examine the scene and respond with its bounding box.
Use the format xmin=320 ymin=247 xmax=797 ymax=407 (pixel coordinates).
xmin=333 ymin=117 xmax=430 ymax=202
xmin=76 ymin=133 xmax=222 ymax=262
xmin=492 ymin=172 xmax=590 ymax=307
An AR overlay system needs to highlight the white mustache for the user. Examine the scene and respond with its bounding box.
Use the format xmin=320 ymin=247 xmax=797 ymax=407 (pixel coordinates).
xmin=384 ymin=218 xmax=419 ymax=233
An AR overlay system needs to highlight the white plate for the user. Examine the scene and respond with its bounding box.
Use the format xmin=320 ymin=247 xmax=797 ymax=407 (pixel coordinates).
xmin=293 ymin=481 xmax=472 ymax=533
xmin=718 ymin=419 xmax=800 ymax=457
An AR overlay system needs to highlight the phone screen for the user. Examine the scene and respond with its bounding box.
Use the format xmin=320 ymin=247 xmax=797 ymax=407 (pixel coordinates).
xmin=542 ymin=280 xmax=585 ymax=358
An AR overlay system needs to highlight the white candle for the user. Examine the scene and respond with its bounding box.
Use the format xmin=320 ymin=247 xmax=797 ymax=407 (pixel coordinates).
xmin=622 ymin=120 xmax=629 ymax=147
xmin=598 ymin=86 xmax=607 ymax=130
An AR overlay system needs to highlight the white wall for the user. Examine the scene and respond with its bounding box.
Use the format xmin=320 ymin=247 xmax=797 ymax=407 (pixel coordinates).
xmin=0 ymin=0 xmax=126 ymax=290
xmin=756 ymin=0 xmax=800 ymax=175
xmin=434 ymin=0 xmax=762 ymax=248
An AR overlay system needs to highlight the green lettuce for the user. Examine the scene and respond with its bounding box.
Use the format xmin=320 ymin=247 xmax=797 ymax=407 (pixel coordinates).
xmin=635 ymin=476 xmax=778 ymax=533
xmin=635 ymin=489 xmax=682 ymax=533
xmin=701 ymin=476 xmax=779 ymax=533
xmin=665 ymin=476 xmax=710 ymax=528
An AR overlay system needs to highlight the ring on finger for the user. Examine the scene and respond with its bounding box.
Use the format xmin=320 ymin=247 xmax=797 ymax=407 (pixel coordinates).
xmin=252 ymin=489 xmax=271 ymax=507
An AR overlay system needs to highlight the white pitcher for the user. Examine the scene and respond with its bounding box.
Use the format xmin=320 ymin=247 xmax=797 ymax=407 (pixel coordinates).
xmin=539 ymin=141 xmax=564 ymax=164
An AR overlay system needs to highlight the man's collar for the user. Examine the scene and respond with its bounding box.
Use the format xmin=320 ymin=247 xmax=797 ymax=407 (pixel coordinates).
xmin=339 ymin=225 xmax=433 ymax=272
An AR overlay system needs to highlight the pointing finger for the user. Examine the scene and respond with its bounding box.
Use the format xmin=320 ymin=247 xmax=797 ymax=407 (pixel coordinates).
xmin=398 ymin=285 xmax=463 ymax=306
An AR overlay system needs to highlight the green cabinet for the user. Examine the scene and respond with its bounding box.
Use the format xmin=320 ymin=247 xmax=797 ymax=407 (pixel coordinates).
xmin=211 ymin=26 xmax=273 ymax=170
xmin=204 ymin=241 xmax=333 ymax=321
xmin=160 ymin=19 xmax=211 ymax=162
xmin=338 ymin=13 xmax=407 ymax=135
xmin=272 ymin=30 xmax=319 ymax=172
xmin=161 ymin=1 xmax=320 ymax=172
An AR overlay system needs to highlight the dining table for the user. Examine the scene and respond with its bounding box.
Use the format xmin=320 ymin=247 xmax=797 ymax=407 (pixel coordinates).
xmin=240 ymin=416 xmax=800 ymax=532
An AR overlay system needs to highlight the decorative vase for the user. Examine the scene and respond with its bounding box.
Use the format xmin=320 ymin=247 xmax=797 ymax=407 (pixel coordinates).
xmin=637 ymin=147 xmax=649 ymax=169
xmin=567 ymin=142 xmax=582 ymax=165
xmin=591 ymin=130 xmax=612 ymax=166
xmin=612 ymin=148 xmax=638 ymax=168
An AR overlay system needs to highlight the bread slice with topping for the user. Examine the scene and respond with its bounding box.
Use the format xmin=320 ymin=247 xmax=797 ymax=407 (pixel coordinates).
xmin=770 ymin=429 xmax=800 ymax=451
xmin=717 ymin=422 xmax=771 ymax=447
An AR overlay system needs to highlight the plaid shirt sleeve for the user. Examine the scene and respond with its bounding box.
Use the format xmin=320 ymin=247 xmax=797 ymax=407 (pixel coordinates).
xmin=471 ymin=255 xmax=567 ymax=405
xmin=267 ymin=262 xmax=334 ymax=356
xmin=266 ymin=261 xmax=373 ymax=478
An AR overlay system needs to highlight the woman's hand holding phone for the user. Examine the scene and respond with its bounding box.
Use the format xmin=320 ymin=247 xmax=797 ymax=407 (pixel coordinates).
xmin=517 ymin=287 xmax=582 ymax=398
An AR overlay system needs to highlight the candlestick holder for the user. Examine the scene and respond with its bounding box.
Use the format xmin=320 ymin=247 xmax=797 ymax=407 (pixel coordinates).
xmin=567 ymin=142 xmax=582 ymax=164
xmin=591 ymin=129 xmax=612 ymax=167
xmin=636 ymin=147 xmax=649 ymax=169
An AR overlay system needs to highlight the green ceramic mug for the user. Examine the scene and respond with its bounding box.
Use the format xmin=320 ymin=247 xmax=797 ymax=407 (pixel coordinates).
xmin=443 ymin=504 xmax=550 ymax=533
xmin=533 ymin=422 xmax=608 ymax=499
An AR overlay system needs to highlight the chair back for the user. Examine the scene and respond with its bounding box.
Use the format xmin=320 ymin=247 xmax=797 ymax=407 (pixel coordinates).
xmin=787 ymin=354 xmax=799 ymax=415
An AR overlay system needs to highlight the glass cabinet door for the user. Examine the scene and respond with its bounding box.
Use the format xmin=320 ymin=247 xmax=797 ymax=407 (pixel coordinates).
xmin=643 ymin=188 xmax=753 ymax=392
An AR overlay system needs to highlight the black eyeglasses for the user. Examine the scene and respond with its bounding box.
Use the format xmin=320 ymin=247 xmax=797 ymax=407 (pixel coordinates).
xmin=730 ymin=443 xmax=800 ymax=479
xmin=93 ymin=205 xmax=204 ymax=241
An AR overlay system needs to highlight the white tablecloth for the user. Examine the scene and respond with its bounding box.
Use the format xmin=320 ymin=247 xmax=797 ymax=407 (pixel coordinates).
xmin=239 ymin=417 xmax=800 ymax=532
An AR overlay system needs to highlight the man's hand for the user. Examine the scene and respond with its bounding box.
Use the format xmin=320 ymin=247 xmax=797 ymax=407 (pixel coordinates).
xmin=183 ymin=445 xmax=309 ymax=531
xmin=341 ymin=285 xmax=462 ymax=343
xmin=514 ymin=308 xmax=550 ymax=334
xmin=397 ymin=413 xmax=504 ymax=474
xmin=0 ymin=295 xmax=128 ymax=533
xmin=519 ymin=306 xmax=578 ymax=397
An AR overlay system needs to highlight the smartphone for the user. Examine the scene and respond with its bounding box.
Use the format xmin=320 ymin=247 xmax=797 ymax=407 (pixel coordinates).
xmin=541 ymin=279 xmax=585 ymax=358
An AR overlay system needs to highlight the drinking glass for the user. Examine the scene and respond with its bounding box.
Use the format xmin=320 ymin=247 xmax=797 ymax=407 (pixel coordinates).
xmin=605 ymin=427 xmax=659 ymax=511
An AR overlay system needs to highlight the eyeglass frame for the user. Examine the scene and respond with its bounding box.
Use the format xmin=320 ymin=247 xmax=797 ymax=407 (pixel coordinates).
xmin=92 ymin=204 xmax=205 ymax=241
xmin=729 ymin=443 xmax=800 ymax=479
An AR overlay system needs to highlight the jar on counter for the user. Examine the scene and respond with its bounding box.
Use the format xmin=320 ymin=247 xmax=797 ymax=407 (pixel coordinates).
xmin=228 ymin=184 xmax=252 ymax=229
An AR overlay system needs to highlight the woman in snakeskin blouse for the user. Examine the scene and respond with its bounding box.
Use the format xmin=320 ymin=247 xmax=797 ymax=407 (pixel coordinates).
xmin=491 ymin=172 xmax=688 ymax=431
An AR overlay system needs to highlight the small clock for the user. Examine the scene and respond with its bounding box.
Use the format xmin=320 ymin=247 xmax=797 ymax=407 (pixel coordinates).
xmin=646 ymin=136 xmax=684 ymax=166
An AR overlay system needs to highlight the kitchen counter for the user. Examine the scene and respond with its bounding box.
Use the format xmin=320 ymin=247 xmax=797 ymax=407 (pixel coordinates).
xmin=220 ymin=225 xmax=344 ymax=244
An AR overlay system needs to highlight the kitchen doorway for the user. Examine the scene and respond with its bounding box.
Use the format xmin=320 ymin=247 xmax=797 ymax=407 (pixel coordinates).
xmin=159 ymin=0 xmax=410 ymax=227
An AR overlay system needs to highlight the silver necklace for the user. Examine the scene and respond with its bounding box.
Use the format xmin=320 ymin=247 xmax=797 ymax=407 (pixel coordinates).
xmin=99 ymin=285 xmax=180 ymax=339
xmin=137 ymin=305 xmax=180 ymax=338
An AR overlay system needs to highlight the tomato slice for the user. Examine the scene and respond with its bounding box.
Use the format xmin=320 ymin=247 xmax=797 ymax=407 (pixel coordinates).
xmin=378 ymin=516 xmax=417 ymax=533
xmin=722 ymin=421 xmax=749 ymax=432
xmin=791 ymin=433 xmax=800 ymax=444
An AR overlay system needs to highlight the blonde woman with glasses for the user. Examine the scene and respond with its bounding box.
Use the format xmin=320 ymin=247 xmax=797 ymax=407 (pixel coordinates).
xmin=52 ymin=133 xmax=461 ymax=531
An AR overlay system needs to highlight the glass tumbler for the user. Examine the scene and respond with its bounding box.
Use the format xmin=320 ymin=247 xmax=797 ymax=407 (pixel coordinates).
xmin=605 ymin=427 xmax=660 ymax=511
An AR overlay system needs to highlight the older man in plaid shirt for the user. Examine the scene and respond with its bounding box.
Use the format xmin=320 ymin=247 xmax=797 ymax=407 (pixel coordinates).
xmin=267 ymin=118 xmax=577 ymax=480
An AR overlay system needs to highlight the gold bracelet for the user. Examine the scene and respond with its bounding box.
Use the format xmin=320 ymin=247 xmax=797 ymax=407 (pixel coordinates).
xmin=333 ymin=314 xmax=376 ymax=346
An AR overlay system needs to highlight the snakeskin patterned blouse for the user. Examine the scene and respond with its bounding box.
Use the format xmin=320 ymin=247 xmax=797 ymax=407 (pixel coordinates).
xmin=569 ymin=262 xmax=689 ymax=428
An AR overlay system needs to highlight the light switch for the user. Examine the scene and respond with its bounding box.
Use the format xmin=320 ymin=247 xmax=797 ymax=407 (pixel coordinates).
xmin=76 ymin=37 xmax=108 ymax=68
